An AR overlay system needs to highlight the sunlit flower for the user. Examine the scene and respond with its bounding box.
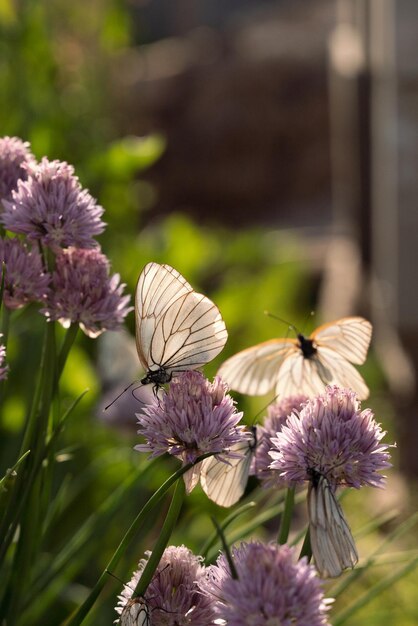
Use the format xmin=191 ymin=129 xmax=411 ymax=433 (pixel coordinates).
xmin=1 ymin=158 xmax=105 ymax=250
xmin=135 ymin=371 xmax=249 ymax=492
xmin=252 ymin=395 xmax=307 ymax=488
xmin=0 ymin=237 xmax=50 ymax=309
xmin=269 ymin=386 xmax=392 ymax=489
xmin=203 ymin=541 xmax=332 ymax=626
xmin=0 ymin=136 xmax=36 ymax=204
xmin=115 ymin=545 xmax=217 ymax=625
xmin=0 ymin=337 xmax=8 ymax=380
xmin=41 ymin=247 xmax=131 ymax=338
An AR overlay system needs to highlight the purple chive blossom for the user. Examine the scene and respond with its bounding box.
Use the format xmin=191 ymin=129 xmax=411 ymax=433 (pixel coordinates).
xmin=251 ymin=395 xmax=308 ymax=488
xmin=0 ymin=136 xmax=36 ymax=204
xmin=41 ymin=247 xmax=132 ymax=338
xmin=115 ymin=545 xmax=217 ymax=625
xmin=135 ymin=371 xmax=249 ymax=492
xmin=269 ymin=386 xmax=392 ymax=489
xmin=0 ymin=237 xmax=50 ymax=309
xmin=0 ymin=337 xmax=8 ymax=380
xmin=203 ymin=541 xmax=332 ymax=626
xmin=1 ymin=157 xmax=105 ymax=250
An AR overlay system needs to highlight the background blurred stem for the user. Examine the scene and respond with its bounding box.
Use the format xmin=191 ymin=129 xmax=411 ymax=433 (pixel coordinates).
xmin=277 ymin=487 xmax=295 ymax=545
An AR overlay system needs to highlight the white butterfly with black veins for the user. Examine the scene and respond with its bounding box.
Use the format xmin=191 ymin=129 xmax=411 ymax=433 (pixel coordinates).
xmin=218 ymin=317 xmax=372 ymax=399
xmin=200 ymin=429 xmax=256 ymax=508
xmin=135 ymin=262 xmax=228 ymax=386
xmin=120 ymin=597 xmax=150 ymax=626
xmin=308 ymin=470 xmax=358 ymax=578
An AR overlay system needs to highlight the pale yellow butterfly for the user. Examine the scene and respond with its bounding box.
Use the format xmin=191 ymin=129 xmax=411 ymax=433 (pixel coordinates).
xmin=218 ymin=317 xmax=372 ymax=399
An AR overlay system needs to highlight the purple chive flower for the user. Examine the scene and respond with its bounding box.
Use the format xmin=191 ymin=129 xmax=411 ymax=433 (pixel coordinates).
xmin=115 ymin=545 xmax=217 ymax=625
xmin=0 ymin=237 xmax=50 ymax=310
xmin=135 ymin=371 xmax=249 ymax=492
xmin=0 ymin=337 xmax=8 ymax=380
xmin=0 ymin=136 xmax=36 ymax=204
xmin=252 ymin=395 xmax=308 ymax=488
xmin=1 ymin=157 xmax=105 ymax=250
xmin=269 ymin=386 xmax=392 ymax=489
xmin=203 ymin=541 xmax=332 ymax=626
xmin=41 ymin=247 xmax=132 ymax=338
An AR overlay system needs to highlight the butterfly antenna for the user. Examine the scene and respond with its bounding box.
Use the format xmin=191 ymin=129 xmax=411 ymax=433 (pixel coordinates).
xmin=105 ymin=569 xmax=135 ymax=592
xmin=301 ymin=310 xmax=315 ymax=334
xmin=104 ymin=381 xmax=136 ymax=411
xmin=264 ymin=311 xmax=299 ymax=335
xmin=249 ymin=391 xmax=281 ymax=427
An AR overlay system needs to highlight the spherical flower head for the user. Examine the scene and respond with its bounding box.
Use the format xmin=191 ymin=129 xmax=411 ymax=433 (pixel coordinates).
xmin=135 ymin=371 xmax=248 ymax=492
xmin=0 ymin=237 xmax=50 ymax=309
xmin=1 ymin=157 xmax=105 ymax=251
xmin=0 ymin=336 xmax=8 ymax=380
xmin=115 ymin=545 xmax=217 ymax=625
xmin=252 ymin=395 xmax=308 ymax=488
xmin=203 ymin=541 xmax=332 ymax=626
xmin=0 ymin=136 xmax=36 ymax=204
xmin=41 ymin=247 xmax=132 ymax=338
xmin=269 ymin=386 xmax=392 ymax=489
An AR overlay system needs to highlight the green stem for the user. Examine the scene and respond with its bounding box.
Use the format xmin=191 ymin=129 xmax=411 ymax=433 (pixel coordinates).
xmin=57 ymin=324 xmax=79 ymax=380
xmin=0 ymin=322 xmax=56 ymax=620
xmin=277 ymin=487 xmax=295 ymax=544
xmin=134 ymin=479 xmax=185 ymax=598
xmin=63 ymin=456 xmax=212 ymax=626
xmin=0 ymin=306 xmax=11 ymax=348
xmin=299 ymin=527 xmax=312 ymax=561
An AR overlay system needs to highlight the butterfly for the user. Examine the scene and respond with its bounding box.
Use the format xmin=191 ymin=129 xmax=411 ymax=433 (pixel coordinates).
xmin=217 ymin=317 xmax=372 ymax=399
xmin=135 ymin=262 xmax=228 ymax=386
xmin=200 ymin=429 xmax=257 ymax=508
xmin=307 ymin=469 xmax=358 ymax=578
xmin=120 ymin=597 xmax=150 ymax=626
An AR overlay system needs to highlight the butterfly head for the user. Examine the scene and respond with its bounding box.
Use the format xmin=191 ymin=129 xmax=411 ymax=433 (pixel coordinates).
xmin=297 ymin=334 xmax=317 ymax=359
xmin=141 ymin=367 xmax=172 ymax=387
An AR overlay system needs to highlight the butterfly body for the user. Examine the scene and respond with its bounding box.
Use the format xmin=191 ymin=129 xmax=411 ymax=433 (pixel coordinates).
xmin=218 ymin=317 xmax=372 ymax=399
xmin=140 ymin=366 xmax=172 ymax=386
xmin=297 ymin=334 xmax=317 ymax=359
xmin=135 ymin=262 xmax=228 ymax=386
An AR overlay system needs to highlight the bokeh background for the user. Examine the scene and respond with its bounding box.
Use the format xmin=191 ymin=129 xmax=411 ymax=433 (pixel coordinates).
xmin=1 ymin=0 xmax=417 ymax=624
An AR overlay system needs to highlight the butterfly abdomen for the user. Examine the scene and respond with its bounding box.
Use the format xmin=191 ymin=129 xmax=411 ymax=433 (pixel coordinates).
xmin=297 ymin=334 xmax=317 ymax=359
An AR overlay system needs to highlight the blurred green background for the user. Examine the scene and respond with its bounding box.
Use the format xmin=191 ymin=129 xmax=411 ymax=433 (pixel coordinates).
xmin=1 ymin=0 xmax=417 ymax=624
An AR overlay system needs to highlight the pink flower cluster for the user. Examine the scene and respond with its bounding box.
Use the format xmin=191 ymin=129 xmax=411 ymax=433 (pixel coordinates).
xmin=116 ymin=542 xmax=331 ymax=626
xmin=0 ymin=136 xmax=131 ymax=337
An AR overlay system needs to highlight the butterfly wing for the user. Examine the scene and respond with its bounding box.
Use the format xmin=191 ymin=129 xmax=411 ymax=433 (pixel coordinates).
xmin=135 ymin=263 xmax=227 ymax=376
xmin=200 ymin=434 xmax=256 ymax=507
xmin=312 ymin=317 xmax=372 ymax=365
xmin=217 ymin=339 xmax=297 ymax=396
xmin=313 ymin=346 xmax=370 ymax=399
xmin=308 ymin=476 xmax=358 ymax=578
xmin=120 ymin=598 xmax=150 ymax=626
xmin=274 ymin=350 xmax=329 ymax=398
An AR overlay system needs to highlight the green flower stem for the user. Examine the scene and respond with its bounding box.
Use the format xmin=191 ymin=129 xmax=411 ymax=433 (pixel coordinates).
xmin=0 ymin=321 xmax=57 ymax=621
xmin=299 ymin=527 xmax=312 ymax=561
xmin=277 ymin=487 xmax=295 ymax=544
xmin=0 ymin=305 xmax=11 ymax=349
xmin=63 ymin=455 xmax=213 ymax=626
xmin=0 ymin=322 xmax=55 ymax=571
xmin=57 ymin=323 xmax=79 ymax=381
xmin=134 ymin=479 xmax=185 ymax=598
